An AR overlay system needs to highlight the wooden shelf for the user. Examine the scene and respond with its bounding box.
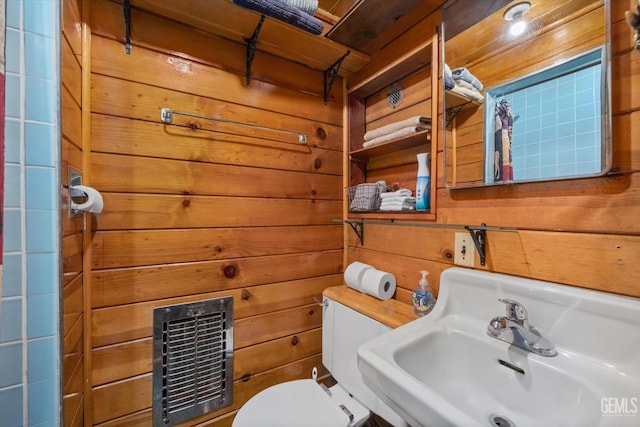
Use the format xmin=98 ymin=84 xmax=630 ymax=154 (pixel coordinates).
xmin=445 ymin=90 xmax=481 ymax=110
xmin=347 ymin=211 xmax=436 ymax=221
xmin=325 ymin=0 xmax=425 ymax=53
xmin=350 ymin=130 xmax=431 ymax=160
xmin=346 ymin=30 xmax=439 ymax=223
xmin=348 ymin=39 xmax=433 ymax=97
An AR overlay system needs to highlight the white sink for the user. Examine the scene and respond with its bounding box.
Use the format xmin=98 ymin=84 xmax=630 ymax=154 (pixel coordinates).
xmin=358 ymin=268 xmax=640 ymax=427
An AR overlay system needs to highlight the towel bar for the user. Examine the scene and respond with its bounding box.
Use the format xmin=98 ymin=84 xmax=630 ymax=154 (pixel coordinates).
xmin=160 ymin=108 xmax=308 ymax=145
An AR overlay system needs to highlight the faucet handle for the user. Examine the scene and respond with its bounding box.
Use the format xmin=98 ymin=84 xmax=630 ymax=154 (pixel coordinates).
xmin=498 ymin=298 xmax=528 ymax=322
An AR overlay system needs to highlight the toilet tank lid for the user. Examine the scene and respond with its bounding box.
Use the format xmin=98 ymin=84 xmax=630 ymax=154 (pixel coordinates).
xmin=232 ymin=379 xmax=350 ymax=427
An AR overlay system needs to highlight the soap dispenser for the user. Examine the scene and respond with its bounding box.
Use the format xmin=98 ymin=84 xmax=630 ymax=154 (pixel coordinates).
xmin=412 ymin=270 xmax=435 ymax=316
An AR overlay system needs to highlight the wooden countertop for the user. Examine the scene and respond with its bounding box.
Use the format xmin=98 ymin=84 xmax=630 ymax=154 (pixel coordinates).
xmin=323 ymin=286 xmax=416 ymax=329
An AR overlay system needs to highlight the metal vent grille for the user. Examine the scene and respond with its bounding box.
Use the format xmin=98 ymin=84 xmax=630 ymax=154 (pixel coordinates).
xmin=153 ymin=297 xmax=233 ymax=426
xmin=387 ymin=82 xmax=405 ymax=109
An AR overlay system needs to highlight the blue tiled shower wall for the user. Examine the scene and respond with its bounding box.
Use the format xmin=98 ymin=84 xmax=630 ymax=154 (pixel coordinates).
xmin=2 ymin=1 xmax=61 ymax=426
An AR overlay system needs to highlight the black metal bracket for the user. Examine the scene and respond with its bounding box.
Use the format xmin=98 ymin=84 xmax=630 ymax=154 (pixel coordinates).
xmin=445 ymin=104 xmax=469 ymax=128
xmin=346 ymin=220 xmax=364 ymax=245
xmin=123 ymin=0 xmax=131 ymax=54
xmin=245 ymin=15 xmax=266 ymax=85
xmin=323 ymin=50 xmax=350 ymax=105
xmin=465 ymin=223 xmax=487 ymax=266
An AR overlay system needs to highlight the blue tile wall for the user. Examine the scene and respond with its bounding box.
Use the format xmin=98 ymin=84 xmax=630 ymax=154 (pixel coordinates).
xmin=0 ymin=343 xmax=23 ymax=387
xmin=25 ymin=123 xmax=55 ymax=167
xmin=2 ymin=254 xmax=22 ymax=297
xmin=507 ymin=63 xmax=602 ymax=181
xmin=0 ymin=298 xmax=23 ymax=343
xmin=2 ymin=0 xmax=61 ymax=425
xmin=0 ymin=386 xmax=24 ymax=427
xmin=4 ymin=120 xmax=21 ymax=163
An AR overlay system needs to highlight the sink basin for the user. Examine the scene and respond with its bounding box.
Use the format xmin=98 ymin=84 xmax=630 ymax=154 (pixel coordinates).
xmin=358 ymin=268 xmax=640 ymax=427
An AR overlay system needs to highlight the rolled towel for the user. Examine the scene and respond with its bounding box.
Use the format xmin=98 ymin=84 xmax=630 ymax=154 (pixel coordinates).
xmin=232 ymin=0 xmax=324 ymax=35
xmin=380 ymin=189 xmax=412 ymax=199
xmin=364 ymin=116 xmax=431 ymax=141
xmin=444 ymin=63 xmax=453 ymax=78
xmin=451 ymin=67 xmax=483 ymax=91
xmin=444 ymin=74 xmax=455 ymax=91
xmin=363 ymin=126 xmax=427 ymax=148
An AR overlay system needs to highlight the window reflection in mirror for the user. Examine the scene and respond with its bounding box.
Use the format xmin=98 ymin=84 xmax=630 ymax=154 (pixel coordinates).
xmin=484 ymin=48 xmax=607 ymax=184
xmin=442 ymin=0 xmax=611 ymax=189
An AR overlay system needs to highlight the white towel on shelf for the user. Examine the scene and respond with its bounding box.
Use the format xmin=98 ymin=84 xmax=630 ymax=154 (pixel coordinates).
xmin=380 ymin=189 xmax=412 ymax=199
xmin=380 ymin=202 xmax=415 ymax=211
xmin=380 ymin=197 xmax=415 ymax=205
xmin=364 ymin=116 xmax=431 ymax=142
xmin=380 ymin=196 xmax=416 ymax=211
xmin=362 ymin=126 xmax=428 ymax=148
xmin=450 ymin=84 xmax=484 ymax=102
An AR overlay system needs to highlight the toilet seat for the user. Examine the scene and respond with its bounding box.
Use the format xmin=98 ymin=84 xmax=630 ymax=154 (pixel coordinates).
xmin=232 ymin=379 xmax=368 ymax=427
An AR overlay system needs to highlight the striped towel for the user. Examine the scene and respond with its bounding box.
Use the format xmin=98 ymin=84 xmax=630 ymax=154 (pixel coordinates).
xmin=232 ymin=0 xmax=324 ymax=35
xmin=364 ymin=116 xmax=431 ymax=142
xmin=279 ymin=0 xmax=318 ymax=15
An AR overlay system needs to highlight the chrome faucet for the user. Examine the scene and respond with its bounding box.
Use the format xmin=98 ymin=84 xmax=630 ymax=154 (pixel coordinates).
xmin=487 ymin=299 xmax=557 ymax=357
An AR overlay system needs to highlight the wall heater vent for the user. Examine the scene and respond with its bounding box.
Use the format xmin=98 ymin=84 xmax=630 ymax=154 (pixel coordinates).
xmin=153 ymin=297 xmax=233 ymax=426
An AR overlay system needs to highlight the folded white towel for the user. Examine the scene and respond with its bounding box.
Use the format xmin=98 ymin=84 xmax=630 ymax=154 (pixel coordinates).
xmin=380 ymin=189 xmax=412 ymax=199
xmin=450 ymin=84 xmax=484 ymax=102
xmin=380 ymin=197 xmax=416 ymax=210
xmin=364 ymin=116 xmax=431 ymax=142
xmin=455 ymin=79 xmax=476 ymax=91
xmin=380 ymin=202 xmax=415 ymax=211
xmin=362 ymin=126 xmax=429 ymax=148
xmin=380 ymin=197 xmax=415 ymax=204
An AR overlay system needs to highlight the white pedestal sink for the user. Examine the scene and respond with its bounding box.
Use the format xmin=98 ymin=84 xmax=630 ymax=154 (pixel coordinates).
xmin=358 ymin=268 xmax=640 ymax=427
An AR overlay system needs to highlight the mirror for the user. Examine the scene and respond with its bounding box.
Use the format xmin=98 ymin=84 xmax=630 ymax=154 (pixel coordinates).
xmin=442 ymin=0 xmax=611 ymax=188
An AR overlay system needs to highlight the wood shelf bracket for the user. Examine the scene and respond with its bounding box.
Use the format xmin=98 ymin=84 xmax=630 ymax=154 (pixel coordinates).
xmin=345 ymin=220 xmax=364 ymax=245
xmin=245 ymin=15 xmax=266 ymax=85
xmin=323 ymin=50 xmax=350 ymax=104
xmin=123 ymin=0 xmax=132 ymax=54
xmin=465 ymin=223 xmax=487 ymax=266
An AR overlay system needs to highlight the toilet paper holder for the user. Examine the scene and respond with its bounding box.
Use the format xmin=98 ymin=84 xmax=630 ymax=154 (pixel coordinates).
xmin=66 ymin=168 xmax=104 ymax=217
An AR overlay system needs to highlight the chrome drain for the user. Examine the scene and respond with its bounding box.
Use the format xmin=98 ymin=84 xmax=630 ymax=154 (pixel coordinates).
xmin=489 ymin=414 xmax=515 ymax=427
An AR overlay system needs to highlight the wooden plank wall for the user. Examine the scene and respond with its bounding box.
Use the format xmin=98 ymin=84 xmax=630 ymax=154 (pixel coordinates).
xmin=348 ymin=1 xmax=640 ymax=305
xmin=362 ymin=67 xmax=433 ymax=193
xmin=61 ymin=0 xmax=85 ymax=426
xmin=73 ymin=0 xmax=344 ymax=425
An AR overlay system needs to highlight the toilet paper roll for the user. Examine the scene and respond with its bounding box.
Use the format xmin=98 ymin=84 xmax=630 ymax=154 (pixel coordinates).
xmin=70 ymin=185 xmax=104 ymax=214
xmin=361 ymin=268 xmax=396 ymax=300
xmin=344 ymin=261 xmax=373 ymax=292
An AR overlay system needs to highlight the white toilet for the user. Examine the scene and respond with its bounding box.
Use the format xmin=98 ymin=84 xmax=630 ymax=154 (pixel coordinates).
xmin=232 ymin=296 xmax=408 ymax=427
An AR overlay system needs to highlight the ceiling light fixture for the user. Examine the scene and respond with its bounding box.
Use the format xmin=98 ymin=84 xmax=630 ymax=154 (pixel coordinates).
xmin=504 ymin=2 xmax=531 ymax=37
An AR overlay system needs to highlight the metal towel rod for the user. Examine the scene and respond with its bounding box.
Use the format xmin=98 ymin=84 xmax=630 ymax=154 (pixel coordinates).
xmin=160 ymin=108 xmax=308 ymax=145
